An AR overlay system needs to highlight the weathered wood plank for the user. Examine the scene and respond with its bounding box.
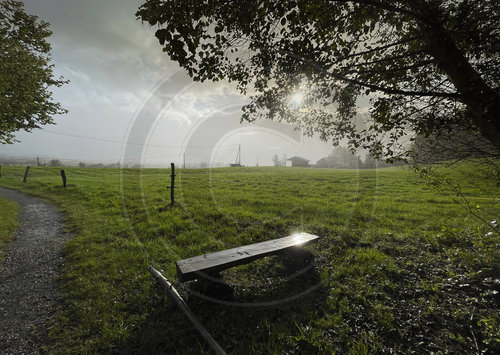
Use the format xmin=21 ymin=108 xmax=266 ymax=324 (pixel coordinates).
xmin=176 ymin=232 xmax=319 ymax=282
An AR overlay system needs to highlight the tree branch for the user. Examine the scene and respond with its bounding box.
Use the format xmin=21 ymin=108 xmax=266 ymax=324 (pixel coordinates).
xmin=351 ymin=59 xmax=434 ymax=74
xmin=347 ymin=50 xmax=425 ymax=67
xmin=327 ymin=0 xmax=418 ymax=17
xmin=281 ymin=49 xmax=459 ymax=99
xmin=336 ymin=36 xmax=420 ymax=61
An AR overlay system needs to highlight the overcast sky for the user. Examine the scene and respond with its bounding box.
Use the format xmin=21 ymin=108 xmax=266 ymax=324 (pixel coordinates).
xmin=1 ymin=0 xmax=335 ymax=167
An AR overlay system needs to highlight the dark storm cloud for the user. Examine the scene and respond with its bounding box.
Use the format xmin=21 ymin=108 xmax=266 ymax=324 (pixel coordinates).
xmin=24 ymin=0 xmax=178 ymax=93
xmin=3 ymin=0 xmax=243 ymax=162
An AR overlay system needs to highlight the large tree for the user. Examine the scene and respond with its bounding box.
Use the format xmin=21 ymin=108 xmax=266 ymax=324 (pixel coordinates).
xmin=0 ymin=0 xmax=67 ymax=144
xmin=137 ymin=0 xmax=499 ymax=161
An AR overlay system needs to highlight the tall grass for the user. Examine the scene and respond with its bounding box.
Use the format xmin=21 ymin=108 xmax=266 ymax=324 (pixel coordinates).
xmin=0 ymin=195 xmax=20 ymax=261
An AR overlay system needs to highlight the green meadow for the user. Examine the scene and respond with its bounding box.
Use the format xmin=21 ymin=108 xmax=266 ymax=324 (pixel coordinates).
xmin=0 ymin=164 xmax=498 ymax=353
xmin=0 ymin=195 xmax=19 ymax=262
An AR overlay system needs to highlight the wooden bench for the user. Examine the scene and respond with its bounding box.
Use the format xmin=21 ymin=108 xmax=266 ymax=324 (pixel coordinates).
xmin=176 ymin=232 xmax=319 ymax=282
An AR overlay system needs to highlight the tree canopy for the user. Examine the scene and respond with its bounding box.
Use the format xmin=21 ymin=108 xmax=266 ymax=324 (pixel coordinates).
xmin=0 ymin=0 xmax=67 ymax=144
xmin=137 ymin=0 xmax=499 ymax=161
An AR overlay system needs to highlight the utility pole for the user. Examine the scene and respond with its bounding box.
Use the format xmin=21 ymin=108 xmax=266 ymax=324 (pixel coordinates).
xmin=256 ymin=155 xmax=259 ymax=167
xmin=231 ymin=144 xmax=243 ymax=167
xmin=236 ymin=144 xmax=241 ymax=165
xmin=183 ymin=153 xmax=186 ymax=169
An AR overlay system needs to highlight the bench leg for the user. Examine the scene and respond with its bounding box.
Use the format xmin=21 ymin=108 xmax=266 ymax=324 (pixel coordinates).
xmin=279 ymin=248 xmax=315 ymax=270
xmin=190 ymin=272 xmax=234 ymax=301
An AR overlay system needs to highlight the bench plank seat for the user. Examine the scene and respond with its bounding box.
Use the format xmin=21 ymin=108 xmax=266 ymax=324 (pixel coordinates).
xmin=176 ymin=232 xmax=319 ymax=282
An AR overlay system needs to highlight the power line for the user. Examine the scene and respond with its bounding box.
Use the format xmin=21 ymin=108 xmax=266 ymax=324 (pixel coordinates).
xmin=41 ymin=129 xmax=146 ymax=146
xmin=40 ymin=129 xmax=240 ymax=149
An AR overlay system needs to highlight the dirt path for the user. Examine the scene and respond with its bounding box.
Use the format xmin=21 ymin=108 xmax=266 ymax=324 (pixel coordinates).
xmin=0 ymin=187 xmax=72 ymax=354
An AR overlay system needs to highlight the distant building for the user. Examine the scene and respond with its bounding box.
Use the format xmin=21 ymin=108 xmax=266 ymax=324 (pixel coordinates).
xmin=316 ymin=156 xmax=337 ymax=168
xmin=105 ymin=162 xmax=120 ymax=168
xmin=286 ymin=156 xmax=310 ymax=167
xmin=87 ymin=163 xmax=104 ymax=168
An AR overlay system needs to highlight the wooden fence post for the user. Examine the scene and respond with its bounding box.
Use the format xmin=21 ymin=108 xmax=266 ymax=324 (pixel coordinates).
xmin=170 ymin=163 xmax=175 ymax=206
xmin=23 ymin=166 xmax=30 ymax=183
xmin=60 ymin=169 xmax=67 ymax=188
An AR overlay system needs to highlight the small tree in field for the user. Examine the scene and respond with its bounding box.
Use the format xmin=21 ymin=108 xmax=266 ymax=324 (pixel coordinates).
xmin=272 ymin=153 xmax=282 ymax=167
xmin=0 ymin=0 xmax=67 ymax=144
xmin=50 ymin=159 xmax=61 ymax=167
xmin=330 ymin=147 xmax=362 ymax=169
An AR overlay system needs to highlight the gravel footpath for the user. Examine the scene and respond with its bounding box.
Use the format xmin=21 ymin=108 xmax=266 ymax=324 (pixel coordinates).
xmin=0 ymin=187 xmax=72 ymax=354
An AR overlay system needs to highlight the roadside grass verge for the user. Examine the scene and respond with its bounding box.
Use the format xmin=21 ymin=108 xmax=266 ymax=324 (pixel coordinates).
xmin=0 ymin=195 xmax=20 ymax=262
xmin=0 ymin=164 xmax=498 ymax=353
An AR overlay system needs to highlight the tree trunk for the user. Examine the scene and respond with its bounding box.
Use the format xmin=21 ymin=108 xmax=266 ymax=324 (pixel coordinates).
xmin=407 ymin=1 xmax=500 ymax=151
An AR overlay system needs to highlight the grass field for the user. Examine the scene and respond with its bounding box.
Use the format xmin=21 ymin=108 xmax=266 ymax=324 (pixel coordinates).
xmin=0 ymin=164 xmax=498 ymax=353
xmin=0 ymin=195 xmax=19 ymax=262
